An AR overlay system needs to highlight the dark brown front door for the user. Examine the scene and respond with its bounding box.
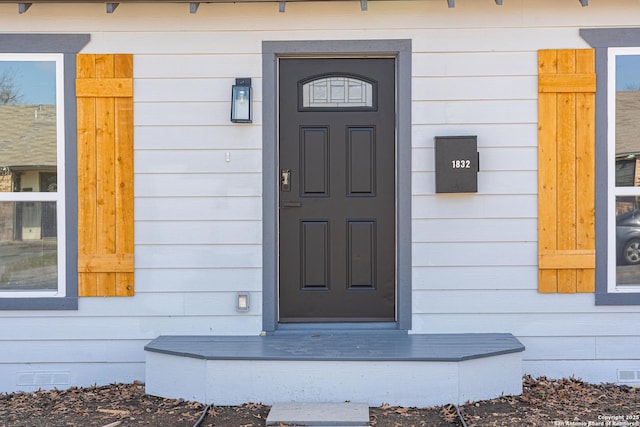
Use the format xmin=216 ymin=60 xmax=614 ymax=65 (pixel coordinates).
xmin=278 ymin=58 xmax=396 ymax=323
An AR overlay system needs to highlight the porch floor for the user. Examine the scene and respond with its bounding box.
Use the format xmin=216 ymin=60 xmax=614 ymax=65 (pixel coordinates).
xmin=144 ymin=332 xmax=524 ymax=362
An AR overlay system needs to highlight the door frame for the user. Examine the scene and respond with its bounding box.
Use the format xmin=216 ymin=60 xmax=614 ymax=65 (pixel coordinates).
xmin=261 ymin=39 xmax=412 ymax=333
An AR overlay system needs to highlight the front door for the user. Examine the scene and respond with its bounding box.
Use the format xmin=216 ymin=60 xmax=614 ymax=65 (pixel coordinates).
xmin=278 ymin=58 xmax=396 ymax=323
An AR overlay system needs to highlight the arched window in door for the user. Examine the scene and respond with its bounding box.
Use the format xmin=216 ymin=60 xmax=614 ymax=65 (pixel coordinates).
xmin=299 ymin=75 xmax=376 ymax=110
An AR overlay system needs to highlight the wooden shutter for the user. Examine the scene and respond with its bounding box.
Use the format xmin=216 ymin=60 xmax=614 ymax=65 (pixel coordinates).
xmin=538 ymin=49 xmax=596 ymax=293
xmin=77 ymin=54 xmax=134 ymax=297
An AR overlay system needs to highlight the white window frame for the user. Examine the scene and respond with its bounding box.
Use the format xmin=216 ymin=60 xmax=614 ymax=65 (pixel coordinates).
xmin=0 ymin=53 xmax=66 ymax=298
xmin=607 ymin=47 xmax=640 ymax=293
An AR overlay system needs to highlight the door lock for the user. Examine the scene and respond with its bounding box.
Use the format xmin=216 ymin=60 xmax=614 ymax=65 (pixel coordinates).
xmin=281 ymin=169 xmax=291 ymax=192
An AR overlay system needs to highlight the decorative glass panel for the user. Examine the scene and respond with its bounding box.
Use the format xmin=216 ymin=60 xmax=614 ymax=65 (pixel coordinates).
xmin=302 ymin=76 xmax=373 ymax=109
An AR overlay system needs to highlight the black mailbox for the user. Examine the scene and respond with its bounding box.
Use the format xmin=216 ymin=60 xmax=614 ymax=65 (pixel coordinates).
xmin=435 ymin=136 xmax=479 ymax=193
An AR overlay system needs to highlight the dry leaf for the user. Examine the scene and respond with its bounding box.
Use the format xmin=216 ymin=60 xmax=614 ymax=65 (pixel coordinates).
xmin=97 ymin=408 xmax=131 ymax=416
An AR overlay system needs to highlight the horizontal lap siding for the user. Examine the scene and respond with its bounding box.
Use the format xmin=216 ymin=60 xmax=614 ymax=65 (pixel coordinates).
xmin=136 ymin=150 xmax=261 ymax=173
xmin=411 ymin=313 xmax=640 ymax=337
xmin=413 ymin=195 xmax=537 ymax=218
xmin=413 ymin=123 xmax=538 ymax=148
xmin=413 ymin=266 xmax=539 ymax=291
xmin=518 ymin=336 xmax=640 ymax=361
xmin=83 ymin=29 xmax=581 ymax=54
xmin=0 ymin=340 xmax=149 ymax=363
xmin=414 ymin=171 xmax=537 ymax=194
xmin=413 ymin=52 xmax=538 ymax=77
xmin=136 ymin=245 xmax=261 ymax=269
xmin=413 ymin=218 xmax=537 ymax=242
xmin=0 ymin=315 xmax=261 ymax=340
xmin=134 ymin=64 xmax=263 ymax=278
xmin=0 ymin=1 xmax=639 ymax=393
xmin=136 ymin=197 xmax=261 ymax=220
xmin=403 ymin=13 xmax=629 ymax=384
xmin=136 ymin=221 xmax=261 ymax=244
xmin=414 ymin=242 xmax=536 ymax=267
xmin=136 ymin=173 xmax=261 ymax=197
xmin=410 ymin=42 xmax=540 ymax=328
xmin=130 ymin=52 xmax=264 ymax=362
xmin=412 ymin=290 xmax=613 ymax=314
xmin=414 ymin=76 xmax=536 ymax=100
xmin=1 ymin=42 xmax=266 ymax=391
xmin=413 ymin=100 xmax=536 ymax=125
xmin=136 ymin=102 xmax=263 ymax=126
xmin=136 ymin=126 xmax=262 ymax=150
xmin=135 ymin=269 xmax=262 ymax=293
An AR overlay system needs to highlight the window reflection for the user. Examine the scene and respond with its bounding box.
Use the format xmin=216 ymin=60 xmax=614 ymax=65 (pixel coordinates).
xmin=0 ymin=201 xmax=57 ymax=291
xmin=615 ymin=55 xmax=640 ymax=187
xmin=616 ymin=197 xmax=640 ymax=285
xmin=614 ymin=55 xmax=640 ymax=286
xmin=0 ymin=59 xmax=58 ymax=292
xmin=0 ymin=61 xmax=57 ymax=194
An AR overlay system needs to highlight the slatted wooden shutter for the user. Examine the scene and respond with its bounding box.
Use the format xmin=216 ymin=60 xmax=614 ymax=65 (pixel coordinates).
xmin=77 ymin=54 xmax=134 ymax=296
xmin=538 ymin=49 xmax=596 ymax=293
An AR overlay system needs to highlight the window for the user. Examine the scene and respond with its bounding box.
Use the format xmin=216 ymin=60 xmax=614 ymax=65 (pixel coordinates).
xmin=0 ymin=55 xmax=66 ymax=298
xmin=608 ymin=48 xmax=640 ymax=292
xmin=0 ymin=34 xmax=89 ymax=310
xmin=581 ymin=27 xmax=640 ymax=304
xmin=299 ymin=75 xmax=376 ymax=111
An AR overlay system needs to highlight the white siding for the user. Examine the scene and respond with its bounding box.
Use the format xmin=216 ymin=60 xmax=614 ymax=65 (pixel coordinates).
xmin=1 ymin=0 xmax=640 ymax=394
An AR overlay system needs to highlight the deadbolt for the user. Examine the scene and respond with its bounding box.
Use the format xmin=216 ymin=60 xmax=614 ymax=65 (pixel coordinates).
xmin=281 ymin=169 xmax=291 ymax=192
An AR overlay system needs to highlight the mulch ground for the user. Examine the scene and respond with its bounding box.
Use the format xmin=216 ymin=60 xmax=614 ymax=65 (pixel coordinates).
xmin=1 ymin=375 xmax=639 ymax=426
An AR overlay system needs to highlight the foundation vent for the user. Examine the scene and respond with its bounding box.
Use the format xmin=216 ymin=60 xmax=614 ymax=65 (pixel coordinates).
xmin=617 ymin=369 xmax=640 ymax=384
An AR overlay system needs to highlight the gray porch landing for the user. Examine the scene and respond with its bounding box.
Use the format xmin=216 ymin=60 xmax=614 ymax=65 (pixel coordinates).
xmin=144 ymin=333 xmax=525 ymax=407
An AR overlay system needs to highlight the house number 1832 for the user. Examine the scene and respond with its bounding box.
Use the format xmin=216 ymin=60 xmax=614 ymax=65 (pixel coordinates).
xmin=451 ymin=160 xmax=471 ymax=169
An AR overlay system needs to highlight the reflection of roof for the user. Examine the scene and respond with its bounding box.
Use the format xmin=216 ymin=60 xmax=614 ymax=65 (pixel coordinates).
xmin=0 ymin=104 xmax=56 ymax=168
xmin=616 ymin=152 xmax=640 ymax=160
xmin=616 ymin=91 xmax=640 ymax=156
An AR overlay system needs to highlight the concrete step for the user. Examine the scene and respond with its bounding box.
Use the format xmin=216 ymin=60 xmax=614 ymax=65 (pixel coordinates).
xmin=144 ymin=333 xmax=525 ymax=406
xmin=266 ymin=402 xmax=369 ymax=426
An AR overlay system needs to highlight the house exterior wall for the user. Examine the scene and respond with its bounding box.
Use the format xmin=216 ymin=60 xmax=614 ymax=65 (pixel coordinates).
xmin=1 ymin=0 xmax=640 ymax=393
